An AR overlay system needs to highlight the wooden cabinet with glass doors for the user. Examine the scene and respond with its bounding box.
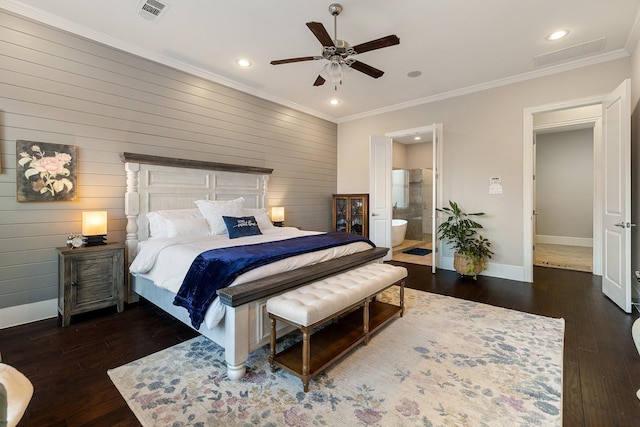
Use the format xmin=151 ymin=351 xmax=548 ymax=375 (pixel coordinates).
xmin=332 ymin=194 xmax=369 ymax=238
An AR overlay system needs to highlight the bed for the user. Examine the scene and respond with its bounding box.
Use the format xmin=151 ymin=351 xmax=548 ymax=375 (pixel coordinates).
xmin=121 ymin=153 xmax=387 ymax=379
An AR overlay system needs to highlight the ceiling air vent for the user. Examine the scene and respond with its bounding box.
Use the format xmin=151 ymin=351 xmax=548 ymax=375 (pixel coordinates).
xmin=534 ymin=37 xmax=606 ymax=67
xmin=138 ymin=0 xmax=170 ymax=21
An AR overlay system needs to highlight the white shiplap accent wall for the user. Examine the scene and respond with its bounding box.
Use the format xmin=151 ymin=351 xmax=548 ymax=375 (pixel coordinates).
xmin=0 ymin=9 xmax=337 ymax=320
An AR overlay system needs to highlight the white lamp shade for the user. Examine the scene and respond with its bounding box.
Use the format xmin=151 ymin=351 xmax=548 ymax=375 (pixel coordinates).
xmin=82 ymin=211 xmax=107 ymax=236
xmin=271 ymin=206 xmax=285 ymax=222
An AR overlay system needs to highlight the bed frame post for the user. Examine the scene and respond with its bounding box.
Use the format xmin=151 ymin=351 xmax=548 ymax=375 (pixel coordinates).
xmin=124 ymin=162 xmax=140 ymax=303
xmin=223 ymin=304 xmax=250 ymax=380
xmin=261 ymin=175 xmax=269 ymax=210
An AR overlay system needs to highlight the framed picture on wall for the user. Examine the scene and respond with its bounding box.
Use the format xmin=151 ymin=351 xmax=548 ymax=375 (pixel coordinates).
xmin=16 ymin=140 xmax=77 ymax=202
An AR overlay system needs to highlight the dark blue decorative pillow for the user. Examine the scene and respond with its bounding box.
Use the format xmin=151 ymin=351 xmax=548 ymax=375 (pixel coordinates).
xmin=223 ymin=216 xmax=262 ymax=239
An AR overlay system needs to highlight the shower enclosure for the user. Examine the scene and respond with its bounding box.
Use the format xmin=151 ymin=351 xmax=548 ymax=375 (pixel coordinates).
xmin=392 ymin=168 xmax=433 ymax=244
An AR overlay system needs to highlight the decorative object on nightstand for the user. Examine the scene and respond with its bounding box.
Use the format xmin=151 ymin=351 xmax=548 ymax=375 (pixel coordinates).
xmin=271 ymin=206 xmax=285 ymax=227
xmin=66 ymin=233 xmax=83 ymax=249
xmin=56 ymin=242 xmax=125 ymax=327
xmin=332 ymin=194 xmax=368 ymax=237
xmin=82 ymin=211 xmax=107 ymax=246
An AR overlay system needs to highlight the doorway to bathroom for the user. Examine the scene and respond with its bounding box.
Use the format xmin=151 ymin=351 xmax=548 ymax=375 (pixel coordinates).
xmin=368 ymin=124 xmax=442 ymax=270
xmin=388 ymin=130 xmax=437 ymax=267
xmin=391 ymin=167 xmax=434 ymax=266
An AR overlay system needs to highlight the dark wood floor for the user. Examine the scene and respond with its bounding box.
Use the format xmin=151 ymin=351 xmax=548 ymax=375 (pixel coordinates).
xmin=1 ymin=265 xmax=639 ymax=426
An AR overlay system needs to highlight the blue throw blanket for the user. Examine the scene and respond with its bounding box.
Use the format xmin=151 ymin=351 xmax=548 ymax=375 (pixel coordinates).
xmin=174 ymin=232 xmax=375 ymax=329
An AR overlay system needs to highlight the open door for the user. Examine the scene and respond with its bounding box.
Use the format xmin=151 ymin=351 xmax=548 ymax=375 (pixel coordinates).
xmin=532 ymin=132 xmax=539 ymax=263
xmin=602 ymin=79 xmax=632 ymax=313
xmin=431 ymin=124 xmax=442 ymax=273
xmin=369 ymin=135 xmax=393 ymax=260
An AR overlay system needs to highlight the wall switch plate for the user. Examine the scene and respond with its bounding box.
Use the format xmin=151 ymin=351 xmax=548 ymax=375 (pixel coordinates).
xmin=489 ymin=177 xmax=502 ymax=195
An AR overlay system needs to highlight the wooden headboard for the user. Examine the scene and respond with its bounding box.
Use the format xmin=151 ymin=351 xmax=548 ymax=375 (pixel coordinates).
xmin=121 ymin=152 xmax=273 ymax=263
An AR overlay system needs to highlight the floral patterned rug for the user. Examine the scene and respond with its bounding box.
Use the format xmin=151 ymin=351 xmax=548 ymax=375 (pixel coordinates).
xmin=108 ymin=289 xmax=564 ymax=426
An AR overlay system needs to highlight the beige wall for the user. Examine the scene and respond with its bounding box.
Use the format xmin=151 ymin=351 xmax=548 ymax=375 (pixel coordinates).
xmin=535 ymin=129 xmax=594 ymax=240
xmin=0 ymin=10 xmax=337 ymax=324
xmin=406 ymin=142 xmax=433 ymax=170
xmin=392 ymin=142 xmax=408 ymax=169
xmin=338 ymin=58 xmax=631 ymax=278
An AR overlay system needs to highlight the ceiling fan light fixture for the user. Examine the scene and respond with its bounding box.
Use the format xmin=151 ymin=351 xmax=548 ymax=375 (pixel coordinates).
xmin=322 ymin=58 xmax=348 ymax=89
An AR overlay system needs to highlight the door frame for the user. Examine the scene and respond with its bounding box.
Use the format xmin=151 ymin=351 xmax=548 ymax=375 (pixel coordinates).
xmin=383 ymin=123 xmax=443 ymax=272
xmin=523 ymin=94 xmax=605 ymax=282
xmin=533 ymin=117 xmax=602 ymax=275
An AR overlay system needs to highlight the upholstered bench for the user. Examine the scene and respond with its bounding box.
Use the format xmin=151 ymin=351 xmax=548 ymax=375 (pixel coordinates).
xmin=267 ymin=262 xmax=407 ymax=391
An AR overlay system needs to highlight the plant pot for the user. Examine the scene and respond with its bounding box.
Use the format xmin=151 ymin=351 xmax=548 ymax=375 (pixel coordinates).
xmin=453 ymin=252 xmax=484 ymax=277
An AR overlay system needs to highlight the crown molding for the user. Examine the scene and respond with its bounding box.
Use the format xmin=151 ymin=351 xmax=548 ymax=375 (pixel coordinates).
xmin=625 ymin=6 xmax=640 ymax=54
xmin=338 ymin=49 xmax=630 ymax=123
xmin=0 ymin=0 xmax=339 ymax=123
xmin=1 ymin=0 xmax=630 ymax=126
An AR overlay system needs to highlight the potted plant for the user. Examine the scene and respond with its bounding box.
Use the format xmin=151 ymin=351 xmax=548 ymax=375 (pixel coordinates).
xmin=437 ymin=200 xmax=493 ymax=279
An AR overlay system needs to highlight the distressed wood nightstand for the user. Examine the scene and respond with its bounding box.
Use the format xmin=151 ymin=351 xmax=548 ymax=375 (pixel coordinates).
xmin=56 ymin=242 xmax=125 ymax=327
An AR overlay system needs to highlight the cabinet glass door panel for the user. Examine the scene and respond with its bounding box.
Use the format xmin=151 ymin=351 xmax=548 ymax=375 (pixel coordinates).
xmin=332 ymin=194 xmax=368 ymax=238
xmin=334 ymin=197 xmax=348 ymax=232
xmin=350 ymin=197 xmax=364 ymax=235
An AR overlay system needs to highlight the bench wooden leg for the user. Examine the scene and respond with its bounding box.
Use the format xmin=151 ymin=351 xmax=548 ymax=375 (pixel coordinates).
xmin=269 ymin=316 xmax=276 ymax=372
xmin=302 ymin=326 xmax=310 ymax=392
xmin=363 ymin=299 xmax=370 ymax=345
xmin=400 ymin=279 xmax=405 ymax=317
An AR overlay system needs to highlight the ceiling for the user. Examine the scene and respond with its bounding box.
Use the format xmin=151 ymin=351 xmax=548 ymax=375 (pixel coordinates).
xmin=2 ymin=0 xmax=640 ymax=123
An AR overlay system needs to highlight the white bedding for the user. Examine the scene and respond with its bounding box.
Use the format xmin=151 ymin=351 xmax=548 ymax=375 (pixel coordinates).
xmin=130 ymin=227 xmax=373 ymax=329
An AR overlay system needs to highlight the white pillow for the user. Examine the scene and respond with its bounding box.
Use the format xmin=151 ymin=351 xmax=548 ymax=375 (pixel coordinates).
xmin=146 ymin=208 xmax=203 ymax=239
xmin=243 ymin=208 xmax=275 ymax=231
xmin=195 ymin=197 xmax=245 ymax=235
xmin=165 ymin=218 xmax=210 ymax=238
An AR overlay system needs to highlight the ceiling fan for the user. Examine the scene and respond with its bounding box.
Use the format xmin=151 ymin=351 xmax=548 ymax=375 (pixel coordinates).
xmin=270 ymin=3 xmax=400 ymax=89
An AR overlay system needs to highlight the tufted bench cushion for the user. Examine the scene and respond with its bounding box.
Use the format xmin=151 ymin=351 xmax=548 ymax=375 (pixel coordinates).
xmin=266 ymin=262 xmax=407 ymax=327
xmin=267 ymin=262 xmax=407 ymax=391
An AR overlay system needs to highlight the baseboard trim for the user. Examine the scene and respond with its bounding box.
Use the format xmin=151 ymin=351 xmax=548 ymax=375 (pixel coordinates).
xmin=0 ymin=299 xmax=57 ymax=329
xmin=440 ymin=257 xmax=527 ymax=282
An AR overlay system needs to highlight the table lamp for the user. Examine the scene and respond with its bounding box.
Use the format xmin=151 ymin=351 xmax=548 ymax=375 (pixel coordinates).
xmin=82 ymin=211 xmax=107 ymax=246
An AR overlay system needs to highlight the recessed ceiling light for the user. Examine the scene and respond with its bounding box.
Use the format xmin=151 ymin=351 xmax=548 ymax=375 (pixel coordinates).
xmin=547 ymin=30 xmax=569 ymax=41
xmin=236 ymin=58 xmax=252 ymax=68
xmin=407 ymin=70 xmax=422 ymax=78
xmin=329 ymin=98 xmax=340 ymax=105
xmin=414 ymin=136 xmax=421 ymax=141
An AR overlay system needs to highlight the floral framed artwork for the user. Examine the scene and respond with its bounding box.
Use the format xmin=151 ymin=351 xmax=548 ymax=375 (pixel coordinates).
xmin=16 ymin=140 xmax=77 ymax=202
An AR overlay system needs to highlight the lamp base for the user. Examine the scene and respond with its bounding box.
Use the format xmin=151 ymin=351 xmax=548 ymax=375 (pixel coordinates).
xmin=83 ymin=235 xmax=107 ymax=246
xmin=273 ymin=221 xmax=284 ymax=227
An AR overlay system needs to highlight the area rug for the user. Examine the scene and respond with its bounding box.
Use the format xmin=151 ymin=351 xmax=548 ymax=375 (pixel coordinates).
xmin=108 ymin=289 xmax=564 ymax=426
xmin=403 ymin=247 xmax=432 ymax=256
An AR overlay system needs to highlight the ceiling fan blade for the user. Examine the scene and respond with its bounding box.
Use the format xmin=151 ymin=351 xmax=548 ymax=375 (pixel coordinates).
xmin=306 ymin=21 xmax=335 ymax=47
xmin=270 ymin=56 xmax=321 ymax=65
xmin=348 ymin=60 xmax=384 ymax=79
xmin=351 ymin=35 xmax=400 ymax=54
xmin=313 ymin=75 xmax=326 ymax=86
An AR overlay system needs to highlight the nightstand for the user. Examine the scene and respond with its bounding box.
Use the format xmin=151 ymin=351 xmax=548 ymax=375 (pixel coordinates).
xmin=56 ymin=242 xmax=125 ymax=327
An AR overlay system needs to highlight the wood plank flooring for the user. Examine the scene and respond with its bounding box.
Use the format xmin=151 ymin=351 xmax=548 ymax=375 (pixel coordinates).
xmin=1 ymin=265 xmax=639 ymax=426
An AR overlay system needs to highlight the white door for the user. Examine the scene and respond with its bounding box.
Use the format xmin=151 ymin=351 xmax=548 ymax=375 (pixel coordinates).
xmin=602 ymin=79 xmax=632 ymax=313
xmin=532 ymin=133 xmax=538 ymax=256
xmin=431 ymin=124 xmax=441 ymax=273
xmin=369 ymin=135 xmax=392 ymax=260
